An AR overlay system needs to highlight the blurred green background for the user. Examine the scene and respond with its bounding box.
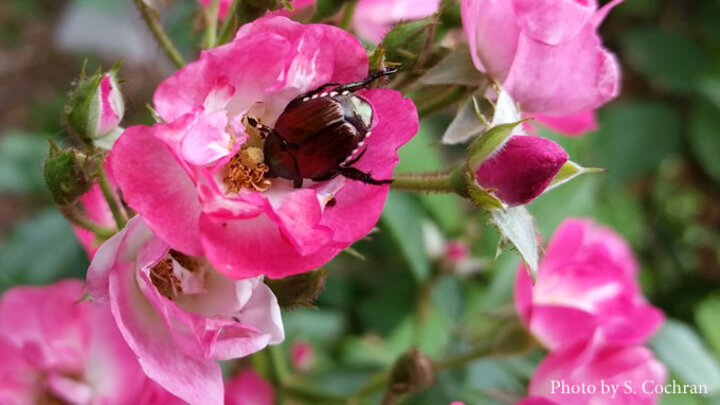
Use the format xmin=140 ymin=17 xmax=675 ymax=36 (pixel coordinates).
xmin=1 ymin=0 xmax=720 ymax=404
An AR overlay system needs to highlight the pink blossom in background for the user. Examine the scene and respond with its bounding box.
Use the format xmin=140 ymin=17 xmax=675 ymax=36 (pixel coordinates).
xmin=474 ymin=134 xmax=568 ymax=206
xmin=197 ymin=0 xmax=233 ymax=20
xmin=520 ymin=339 xmax=667 ymax=405
xmin=0 ymin=280 xmax=174 ymax=404
xmin=87 ymin=217 xmax=284 ymax=405
xmin=461 ymin=0 xmax=622 ymax=133
xmin=72 ymin=162 xmax=117 ymax=258
xmin=225 ymin=369 xmax=274 ymax=405
xmin=515 ymin=218 xmax=664 ymax=351
xmin=290 ymin=339 xmax=314 ymax=371
xmin=353 ymin=0 xmax=441 ymax=43
xmin=111 ymin=16 xmax=418 ymax=280
xmin=283 ymin=0 xmax=440 ymax=43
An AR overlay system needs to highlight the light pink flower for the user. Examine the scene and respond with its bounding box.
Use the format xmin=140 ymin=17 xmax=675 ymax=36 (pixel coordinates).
xmin=461 ymin=0 xmax=622 ymax=118
xmin=197 ymin=0 xmax=233 ymax=20
xmin=353 ymin=0 xmax=441 ymax=43
xmin=526 ymin=111 xmax=598 ymax=137
xmin=87 ymin=217 xmax=284 ymax=405
xmin=519 ymin=339 xmax=667 ymax=405
xmin=110 ymin=16 xmax=418 ymax=280
xmin=474 ymin=134 xmax=568 ymax=206
xmin=283 ymin=0 xmax=440 ymax=43
xmin=290 ymin=339 xmax=314 ymax=371
xmin=0 ymin=280 xmax=173 ymax=405
xmin=225 ymin=369 xmax=274 ymax=405
xmin=515 ymin=219 xmax=664 ymax=351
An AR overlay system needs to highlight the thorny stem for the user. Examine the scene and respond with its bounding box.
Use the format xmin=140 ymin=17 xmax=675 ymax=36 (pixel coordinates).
xmin=339 ymin=1 xmax=358 ymax=31
xmin=134 ymin=0 xmax=186 ymax=68
xmin=391 ymin=167 xmax=467 ymax=196
xmin=58 ymin=205 xmax=115 ymax=239
xmin=203 ymin=0 xmax=220 ymax=49
xmin=97 ymin=166 xmax=127 ymax=229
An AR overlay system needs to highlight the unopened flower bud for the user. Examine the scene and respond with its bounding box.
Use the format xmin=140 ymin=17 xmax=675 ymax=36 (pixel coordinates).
xmin=264 ymin=268 xmax=327 ymax=310
xmin=382 ymin=15 xmax=438 ymax=68
xmin=467 ymin=122 xmax=568 ymax=206
xmin=43 ymin=142 xmax=99 ymax=206
xmin=64 ymin=63 xmax=124 ymax=147
xmin=388 ymin=349 xmax=435 ymax=396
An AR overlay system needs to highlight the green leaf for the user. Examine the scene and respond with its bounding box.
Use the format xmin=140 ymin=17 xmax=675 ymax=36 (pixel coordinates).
xmin=591 ymin=100 xmax=681 ymax=181
xmin=0 ymin=131 xmax=51 ymax=193
xmin=381 ymin=192 xmax=431 ymax=281
xmin=621 ymin=27 xmax=706 ymax=93
xmin=696 ymin=296 xmax=720 ymax=360
xmin=689 ymin=100 xmax=720 ymax=184
xmin=650 ymin=319 xmax=720 ymax=394
xmin=546 ymin=161 xmax=606 ymax=190
xmin=489 ymin=206 xmax=539 ymax=283
xmin=0 ymin=209 xmax=87 ymax=291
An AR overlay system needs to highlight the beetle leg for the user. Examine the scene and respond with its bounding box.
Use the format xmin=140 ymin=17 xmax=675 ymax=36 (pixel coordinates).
xmin=311 ymin=171 xmax=340 ymax=183
xmin=334 ymin=67 xmax=399 ymax=94
xmin=293 ymin=179 xmax=303 ymax=188
xmin=341 ymin=148 xmax=367 ymax=168
xmin=245 ymin=116 xmax=274 ymax=139
xmin=338 ymin=167 xmax=392 ymax=185
xmin=292 ymin=82 xmax=342 ymax=103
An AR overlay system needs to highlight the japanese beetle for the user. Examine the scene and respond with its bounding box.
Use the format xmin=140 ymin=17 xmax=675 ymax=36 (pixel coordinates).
xmin=247 ymin=68 xmax=398 ymax=188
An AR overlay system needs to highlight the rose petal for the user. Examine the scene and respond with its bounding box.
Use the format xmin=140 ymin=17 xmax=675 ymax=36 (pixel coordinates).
xmin=111 ymin=126 xmax=204 ymax=256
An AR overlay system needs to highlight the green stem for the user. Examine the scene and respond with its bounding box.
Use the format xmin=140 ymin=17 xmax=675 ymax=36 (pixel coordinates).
xmin=352 ymin=344 xmax=493 ymax=401
xmin=58 ymin=205 xmax=116 ymax=239
xmin=134 ymin=0 xmax=186 ymax=68
xmin=281 ymin=384 xmax=347 ymax=404
xmin=217 ymin=0 xmax=239 ymax=44
xmin=392 ymin=167 xmax=467 ymax=196
xmin=267 ymin=345 xmax=290 ymax=385
xmin=339 ymin=1 xmax=357 ymax=30
xmin=97 ymin=167 xmax=127 ymax=229
xmin=433 ymin=342 xmax=493 ymax=371
xmin=416 ymin=86 xmax=466 ymax=118
xmin=203 ymin=0 xmax=220 ymax=49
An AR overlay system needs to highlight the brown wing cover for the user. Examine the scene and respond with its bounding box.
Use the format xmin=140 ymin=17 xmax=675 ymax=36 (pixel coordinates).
xmin=274 ymin=97 xmax=345 ymax=145
xmin=295 ymin=121 xmax=359 ymax=179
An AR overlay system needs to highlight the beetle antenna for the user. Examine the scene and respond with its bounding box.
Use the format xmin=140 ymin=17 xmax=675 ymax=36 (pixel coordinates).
xmin=336 ymin=67 xmax=400 ymax=94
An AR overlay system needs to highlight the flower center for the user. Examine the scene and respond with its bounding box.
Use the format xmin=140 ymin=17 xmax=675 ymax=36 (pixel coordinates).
xmin=150 ymin=250 xmax=203 ymax=299
xmin=222 ymin=144 xmax=272 ymax=193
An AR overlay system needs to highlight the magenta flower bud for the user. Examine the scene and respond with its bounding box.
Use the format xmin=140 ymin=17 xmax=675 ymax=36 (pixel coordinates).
xmin=474 ymin=134 xmax=568 ymax=206
xmin=65 ymin=65 xmax=124 ymax=146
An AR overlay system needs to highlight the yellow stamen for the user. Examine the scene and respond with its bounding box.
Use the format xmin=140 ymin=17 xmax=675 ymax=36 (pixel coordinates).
xmin=223 ymin=145 xmax=272 ymax=193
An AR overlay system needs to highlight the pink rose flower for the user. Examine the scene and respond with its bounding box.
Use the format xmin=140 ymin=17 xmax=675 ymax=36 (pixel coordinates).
xmin=461 ymin=0 xmax=622 ymax=128
xmin=0 ymin=280 xmax=172 ymax=404
xmin=283 ymin=0 xmax=440 ymax=43
xmin=515 ymin=219 xmax=664 ymax=351
xmin=225 ymin=369 xmax=274 ymax=405
xmin=518 ymin=339 xmax=667 ymax=405
xmin=110 ymin=16 xmax=418 ymax=280
xmin=474 ymin=134 xmax=568 ymax=206
xmin=87 ymin=217 xmax=284 ymax=405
